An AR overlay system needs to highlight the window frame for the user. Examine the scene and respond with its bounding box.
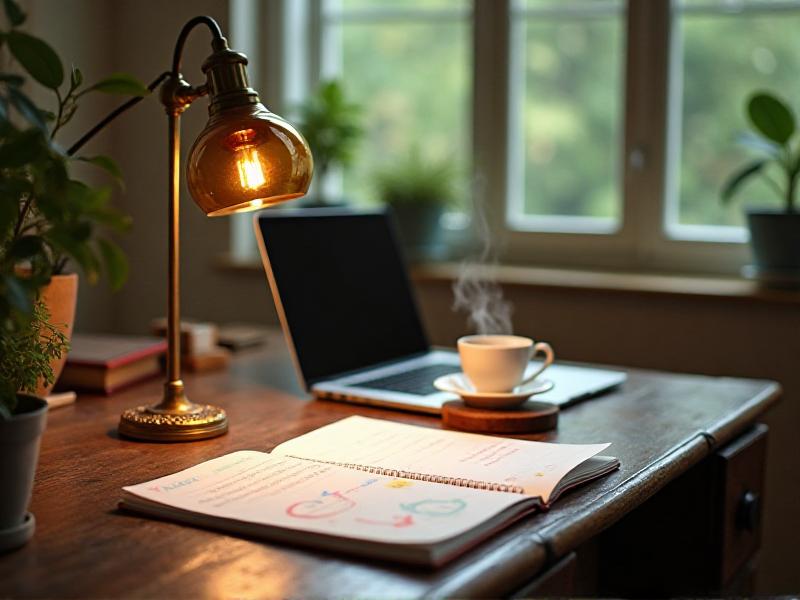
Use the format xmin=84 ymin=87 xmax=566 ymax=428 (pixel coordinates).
xmin=233 ymin=0 xmax=770 ymax=275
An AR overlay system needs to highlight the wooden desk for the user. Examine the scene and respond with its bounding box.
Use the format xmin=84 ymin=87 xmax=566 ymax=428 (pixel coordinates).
xmin=0 ymin=337 xmax=780 ymax=598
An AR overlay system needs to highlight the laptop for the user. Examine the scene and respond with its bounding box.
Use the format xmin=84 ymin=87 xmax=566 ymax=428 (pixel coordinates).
xmin=254 ymin=208 xmax=626 ymax=414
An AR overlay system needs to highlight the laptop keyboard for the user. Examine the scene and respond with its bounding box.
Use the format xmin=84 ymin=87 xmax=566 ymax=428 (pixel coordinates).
xmin=355 ymin=364 xmax=461 ymax=396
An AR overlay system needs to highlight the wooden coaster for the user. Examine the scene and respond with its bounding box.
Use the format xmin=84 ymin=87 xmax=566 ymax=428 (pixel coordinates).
xmin=442 ymin=400 xmax=559 ymax=434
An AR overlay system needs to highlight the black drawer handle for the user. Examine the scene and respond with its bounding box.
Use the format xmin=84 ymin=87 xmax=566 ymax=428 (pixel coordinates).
xmin=736 ymin=490 xmax=761 ymax=532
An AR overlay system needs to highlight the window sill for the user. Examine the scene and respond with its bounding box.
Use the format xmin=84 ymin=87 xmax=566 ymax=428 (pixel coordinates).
xmin=215 ymin=252 xmax=800 ymax=304
xmin=410 ymin=262 xmax=800 ymax=305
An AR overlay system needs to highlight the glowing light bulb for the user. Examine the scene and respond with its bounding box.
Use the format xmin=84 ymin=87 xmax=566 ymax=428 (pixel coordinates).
xmin=236 ymin=148 xmax=266 ymax=190
xmin=187 ymin=109 xmax=313 ymax=216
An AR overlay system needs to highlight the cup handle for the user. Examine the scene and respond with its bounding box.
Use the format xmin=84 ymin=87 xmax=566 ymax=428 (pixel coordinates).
xmin=520 ymin=342 xmax=554 ymax=386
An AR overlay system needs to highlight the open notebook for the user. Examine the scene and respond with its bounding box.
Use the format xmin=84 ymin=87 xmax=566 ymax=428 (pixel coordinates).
xmin=121 ymin=416 xmax=619 ymax=567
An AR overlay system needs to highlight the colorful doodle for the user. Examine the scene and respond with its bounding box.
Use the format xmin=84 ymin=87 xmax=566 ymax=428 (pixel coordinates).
xmin=286 ymin=491 xmax=356 ymax=519
xmin=356 ymin=514 xmax=415 ymax=528
xmin=385 ymin=479 xmax=413 ymax=489
xmin=400 ymin=499 xmax=467 ymax=517
xmin=344 ymin=478 xmax=379 ymax=494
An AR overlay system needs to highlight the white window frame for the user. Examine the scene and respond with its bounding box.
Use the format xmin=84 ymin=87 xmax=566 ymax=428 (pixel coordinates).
xmin=233 ymin=0 xmax=800 ymax=275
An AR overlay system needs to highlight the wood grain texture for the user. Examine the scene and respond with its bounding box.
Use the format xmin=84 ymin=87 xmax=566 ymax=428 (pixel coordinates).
xmin=0 ymin=333 xmax=781 ymax=598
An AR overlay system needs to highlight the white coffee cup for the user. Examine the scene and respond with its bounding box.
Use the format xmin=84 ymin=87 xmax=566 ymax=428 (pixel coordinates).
xmin=457 ymin=334 xmax=554 ymax=393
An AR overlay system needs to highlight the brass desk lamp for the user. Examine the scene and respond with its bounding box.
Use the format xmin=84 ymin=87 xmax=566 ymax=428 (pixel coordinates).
xmin=71 ymin=16 xmax=312 ymax=442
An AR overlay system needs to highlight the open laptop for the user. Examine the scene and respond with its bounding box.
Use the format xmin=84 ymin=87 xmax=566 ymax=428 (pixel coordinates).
xmin=254 ymin=208 xmax=626 ymax=414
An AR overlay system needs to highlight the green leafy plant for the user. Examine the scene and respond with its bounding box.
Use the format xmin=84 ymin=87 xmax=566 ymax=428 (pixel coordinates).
xmin=722 ymin=91 xmax=800 ymax=213
xmin=0 ymin=299 xmax=68 ymax=418
xmin=0 ymin=0 xmax=146 ymax=416
xmin=295 ymin=80 xmax=362 ymax=203
xmin=373 ymin=149 xmax=457 ymax=207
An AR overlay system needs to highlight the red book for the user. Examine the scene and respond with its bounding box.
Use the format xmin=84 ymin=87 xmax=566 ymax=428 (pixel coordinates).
xmin=57 ymin=334 xmax=167 ymax=395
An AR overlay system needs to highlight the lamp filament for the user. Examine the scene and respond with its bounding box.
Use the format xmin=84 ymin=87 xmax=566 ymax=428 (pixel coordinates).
xmin=226 ymin=128 xmax=266 ymax=191
xmin=236 ymin=148 xmax=266 ymax=190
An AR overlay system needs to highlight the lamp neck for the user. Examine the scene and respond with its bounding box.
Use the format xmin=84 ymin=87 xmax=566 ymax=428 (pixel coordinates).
xmin=161 ymin=16 xmax=260 ymax=117
xmin=203 ymin=48 xmax=261 ymax=115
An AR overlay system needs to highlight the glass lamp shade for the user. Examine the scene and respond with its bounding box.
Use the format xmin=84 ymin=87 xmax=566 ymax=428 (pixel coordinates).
xmin=186 ymin=103 xmax=313 ymax=216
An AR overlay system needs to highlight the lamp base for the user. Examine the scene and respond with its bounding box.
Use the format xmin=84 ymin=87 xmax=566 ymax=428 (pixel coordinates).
xmin=118 ymin=403 xmax=228 ymax=442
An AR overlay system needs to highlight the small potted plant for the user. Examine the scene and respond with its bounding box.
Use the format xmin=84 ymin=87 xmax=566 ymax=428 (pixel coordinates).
xmin=722 ymin=91 xmax=800 ymax=280
xmin=0 ymin=300 xmax=68 ymax=551
xmin=295 ymin=80 xmax=362 ymax=206
xmin=0 ymin=0 xmax=143 ymax=551
xmin=373 ymin=149 xmax=456 ymax=262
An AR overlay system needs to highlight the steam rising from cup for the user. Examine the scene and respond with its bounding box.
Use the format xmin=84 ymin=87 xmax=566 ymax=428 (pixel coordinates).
xmin=452 ymin=176 xmax=513 ymax=335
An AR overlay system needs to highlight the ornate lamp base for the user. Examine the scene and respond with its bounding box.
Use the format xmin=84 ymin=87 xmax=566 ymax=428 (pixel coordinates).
xmin=118 ymin=403 xmax=228 ymax=442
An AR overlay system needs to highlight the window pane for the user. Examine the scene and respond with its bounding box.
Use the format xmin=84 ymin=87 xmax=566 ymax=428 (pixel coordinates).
xmin=671 ymin=1 xmax=800 ymax=232
xmin=323 ymin=1 xmax=471 ymax=206
xmin=509 ymin=0 xmax=624 ymax=232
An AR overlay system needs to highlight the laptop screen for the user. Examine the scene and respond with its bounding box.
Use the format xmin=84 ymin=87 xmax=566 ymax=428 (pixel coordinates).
xmin=256 ymin=209 xmax=430 ymax=386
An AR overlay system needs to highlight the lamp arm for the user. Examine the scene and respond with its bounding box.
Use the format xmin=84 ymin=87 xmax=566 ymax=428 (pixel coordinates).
xmin=66 ymin=71 xmax=170 ymax=157
xmin=171 ymin=15 xmax=226 ymax=76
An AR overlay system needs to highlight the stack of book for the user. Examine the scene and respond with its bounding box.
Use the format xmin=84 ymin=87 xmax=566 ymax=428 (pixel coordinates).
xmin=58 ymin=334 xmax=167 ymax=395
xmin=150 ymin=318 xmax=231 ymax=373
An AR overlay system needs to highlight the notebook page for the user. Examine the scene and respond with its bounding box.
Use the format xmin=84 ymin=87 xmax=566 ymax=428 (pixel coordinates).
xmin=122 ymin=451 xmax=529 ymax=545
xmin=272 ymin=416 xmax=610 ymax=504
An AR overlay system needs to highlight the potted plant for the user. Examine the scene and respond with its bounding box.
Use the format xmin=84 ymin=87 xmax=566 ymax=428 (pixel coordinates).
xmin=722 ymin=91 xmax=800 ymax=279
xmin=0 ymin=0 xmax=143 ymax=551
xmin=373 ymin=149 xmax=456 ymax=262
xmin=295 ymin=80 xmax=362 ymax=206
xmin=0 ymin=301 xmax=68 ymax=551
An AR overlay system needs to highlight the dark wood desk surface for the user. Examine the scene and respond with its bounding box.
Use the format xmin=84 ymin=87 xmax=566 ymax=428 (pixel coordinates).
xmin=0 ymin=336 xmax=780 ymax=598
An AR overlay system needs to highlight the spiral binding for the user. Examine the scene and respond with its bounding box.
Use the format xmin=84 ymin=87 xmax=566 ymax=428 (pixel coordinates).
xmin=288 ymin=455 xmax=526 ymax=495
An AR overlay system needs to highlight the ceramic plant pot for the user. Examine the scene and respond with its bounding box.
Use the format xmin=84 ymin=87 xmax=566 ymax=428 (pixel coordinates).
xmin=390 ymin=203 xmax=445 ymax=263
xmin=35 ymin=273 xmax=78 ymax=397
xmin=746 ymin=210 xmax=800 ymax=271
xmin=0 ymin=394 xmax=48 ymax=552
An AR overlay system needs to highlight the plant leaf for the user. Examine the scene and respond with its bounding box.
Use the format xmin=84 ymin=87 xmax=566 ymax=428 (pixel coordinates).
xmin=7 ymin=86 xmax=47 ymax=131
xmin=7 ymin=31 xmax=63 ymax=89
xmin=0 ymin=195 xmax=16 ymax=236
xmin=70 ymin=64 xmax=82 ymax=89
xmin=747 ymin=92 xmax=795 ymax=145
xmin=86 ymin=204 xmax=131 ymax=232
xmin=8 ymin=235 xmax=44 ymax=260
xmin=77 ymin=155 xmax=124 ymax=188
xmin=45 ymin=227 xmax=99 ymax=282
xmin=86 ymin=72 xmax=148 ymax=96
xmin=96 ymin=237 xmax=128 ymax=291
xmin=721 ymin=159 xmax=766 ymax=203
xmin=0 ymin=128 xmax=45 ymax=167
xmin=3 ymin=0 xmax=25 ymax=26
xmin=0 ymin=72 xmax=24 ymax=86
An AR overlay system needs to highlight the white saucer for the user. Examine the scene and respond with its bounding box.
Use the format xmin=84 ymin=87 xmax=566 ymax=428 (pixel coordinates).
xmin=433 ymin=373 xmax=555 ymax=409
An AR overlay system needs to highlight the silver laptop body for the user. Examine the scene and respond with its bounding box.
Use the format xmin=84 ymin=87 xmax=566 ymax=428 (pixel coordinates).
xmin=254 ymin=208 xmax=626 ymax=414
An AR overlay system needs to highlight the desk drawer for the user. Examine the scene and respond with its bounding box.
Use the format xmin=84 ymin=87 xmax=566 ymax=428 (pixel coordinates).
xmin=597 ymin=424 xmax=768 ymax=597
xmin=715 ymin=423 xmax=767 ymax=587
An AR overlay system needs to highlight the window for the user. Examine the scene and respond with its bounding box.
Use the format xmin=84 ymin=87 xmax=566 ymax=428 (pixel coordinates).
xmin=319 ymin=0 xmax=472 ymax=205
xmin=668 ymin=0 xmax=800 ymax=241
xmin=231 ymin=0 xmax=800 ymax=273
xmin=508 ymin=0 xmax=625 ymax=234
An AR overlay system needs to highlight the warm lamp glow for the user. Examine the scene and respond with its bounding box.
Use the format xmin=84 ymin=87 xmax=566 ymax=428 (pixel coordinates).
xmin=236 ymin=148 xmax=267 ymax=190
xmin=186 ymin=104 xmax=313 ymax=216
